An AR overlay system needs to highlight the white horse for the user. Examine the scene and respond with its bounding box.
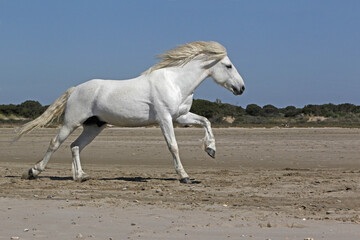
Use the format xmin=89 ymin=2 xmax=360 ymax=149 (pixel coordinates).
xmin=16 ymin=41 xmax=245 ymax=183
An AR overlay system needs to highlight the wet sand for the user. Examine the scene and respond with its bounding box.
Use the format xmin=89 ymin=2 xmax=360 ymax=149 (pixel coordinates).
xmin=1 ymin=127 xmax=359 ymax=239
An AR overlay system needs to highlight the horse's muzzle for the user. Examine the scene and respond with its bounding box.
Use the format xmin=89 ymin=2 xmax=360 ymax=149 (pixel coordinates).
xmin=232 ymin=85 xmax=245 ymax=95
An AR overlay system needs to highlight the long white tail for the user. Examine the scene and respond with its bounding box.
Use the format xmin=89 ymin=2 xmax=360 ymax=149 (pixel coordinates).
xmin=14 ymin=87 xmax=75 ymax=141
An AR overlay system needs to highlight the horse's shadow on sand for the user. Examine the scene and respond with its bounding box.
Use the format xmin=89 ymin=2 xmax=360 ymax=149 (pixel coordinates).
xmin=5 ymin=175 xmax=201 ymax=184
xmin=100 ymin=176 xmax=178 ymax=182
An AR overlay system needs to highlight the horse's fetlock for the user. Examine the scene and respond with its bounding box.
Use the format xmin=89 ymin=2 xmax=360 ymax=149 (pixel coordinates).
xmin=22 ymin=168 xmax=39 ymax=180
xmin=32 ymin=167 xmax=41 ymax=176
xmin=175 ymin=168 xmax=189 ymax=179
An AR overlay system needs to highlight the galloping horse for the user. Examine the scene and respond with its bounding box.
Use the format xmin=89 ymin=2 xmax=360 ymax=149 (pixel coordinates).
xmin=16 ymin=41 xmax=245 ymax=183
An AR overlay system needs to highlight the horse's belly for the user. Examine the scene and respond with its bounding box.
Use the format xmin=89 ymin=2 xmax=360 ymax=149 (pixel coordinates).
xmin=95 ymin=105 xmax=156 ymax=127
xmin=104 ymin=115 xmax=156 ymax=127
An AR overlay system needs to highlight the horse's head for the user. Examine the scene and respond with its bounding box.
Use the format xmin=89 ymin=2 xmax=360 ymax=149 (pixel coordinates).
xmin=208 ymin=56 xmax=245 ymax=96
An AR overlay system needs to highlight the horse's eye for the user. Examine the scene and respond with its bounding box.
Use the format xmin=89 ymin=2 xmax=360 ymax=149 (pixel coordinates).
xmin=225 ymin=64 xmax=232 ymax=69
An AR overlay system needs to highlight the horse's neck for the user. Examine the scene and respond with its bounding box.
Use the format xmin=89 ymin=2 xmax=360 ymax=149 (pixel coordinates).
xmin=170 ymin=60 xmax=210 ymax=97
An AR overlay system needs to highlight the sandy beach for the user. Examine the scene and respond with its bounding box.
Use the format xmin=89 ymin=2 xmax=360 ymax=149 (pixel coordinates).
xmin=1 ymin=127 xmax=359 ymax=239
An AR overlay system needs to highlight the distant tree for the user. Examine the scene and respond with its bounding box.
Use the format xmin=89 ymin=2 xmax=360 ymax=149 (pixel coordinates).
xmin=190 ymin=99 xmax=220 ymax=119
xmin=356 ymin=106 xmax=360 ymax=114
xmin=18 ymin=100 xmax=44 ymax=119
xmin=302 ymin=103 xmax=358 ymax=116
xmin=262 ymin=104 xmax=279 ymax=116
xmin=246 ymin=104 xmax=262 ymax=116
xmin=0 ymin=104 xmax=19 ymax=115
xmin=283 ymin=106 xmax=299 ymax=117
xmin=218 ymin=103 xmax=239 ymax=117
xmin=303 ymin=104 xmax=320 ymax=115
xmin=336 ymin=103 xmax=357 ymax=113
xmin=236 ymin=106 xmax=246 ymax=116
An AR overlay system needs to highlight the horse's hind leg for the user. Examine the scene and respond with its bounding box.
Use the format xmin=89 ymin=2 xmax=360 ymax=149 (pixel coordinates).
xmin=70 ymin=122 xmax=106 ymax=182
xmin=176 ymin=112 xmax=216 ymax=158
xmin=22 ymin=125 xmax=75 ymax=179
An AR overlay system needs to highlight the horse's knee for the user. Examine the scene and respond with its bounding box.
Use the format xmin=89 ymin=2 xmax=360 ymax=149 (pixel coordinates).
xmin=49 ymin=136 xmax=60 ymax=151
xmin=169 ymin=144 xmax=179 ymax=155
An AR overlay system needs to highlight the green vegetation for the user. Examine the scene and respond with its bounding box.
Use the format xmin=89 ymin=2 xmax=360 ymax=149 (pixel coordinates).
xmin=1 ymin=99 xmax=360 ymax=128
xmin=0 ymin=101 xmax=49 ymax=126
xmin=190 ymin=99 xmax=360 ymax=128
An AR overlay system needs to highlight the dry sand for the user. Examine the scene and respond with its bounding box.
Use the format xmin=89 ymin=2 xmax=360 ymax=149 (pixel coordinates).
xmin=0 ymin=127 xmax=359 ymax=239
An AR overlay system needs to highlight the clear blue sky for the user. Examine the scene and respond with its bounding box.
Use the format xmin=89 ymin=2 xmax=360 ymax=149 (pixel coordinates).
xmin=1 ymin=0 xmax=359 ymax=108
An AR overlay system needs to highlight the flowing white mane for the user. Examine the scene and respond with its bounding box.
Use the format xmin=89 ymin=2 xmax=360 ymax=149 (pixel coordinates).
xmin=143 ymin=41 xmax=227 ymax=75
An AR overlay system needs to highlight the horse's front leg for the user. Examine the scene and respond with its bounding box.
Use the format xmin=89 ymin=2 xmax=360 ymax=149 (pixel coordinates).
xmin=176 ymin=112 xmax=216 ymax=158
xmin=158 ymin=116 xmax=191 ymax=184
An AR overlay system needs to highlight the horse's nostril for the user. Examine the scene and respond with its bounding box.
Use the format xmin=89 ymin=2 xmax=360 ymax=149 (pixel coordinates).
xmin=231 ymin=85 xmax=245 ymax=95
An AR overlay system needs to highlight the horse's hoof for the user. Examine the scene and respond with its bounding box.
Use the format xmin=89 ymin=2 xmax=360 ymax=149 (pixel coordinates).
xmin=180 ymin=177 xmax=192 ymax=184
xmin=206 ymin=148 xmax=215 ymax=158
xmin=21 ymin=168 xmax=36 ymax=180
xmin=75 ymin=175 xmax=90 ymax=183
